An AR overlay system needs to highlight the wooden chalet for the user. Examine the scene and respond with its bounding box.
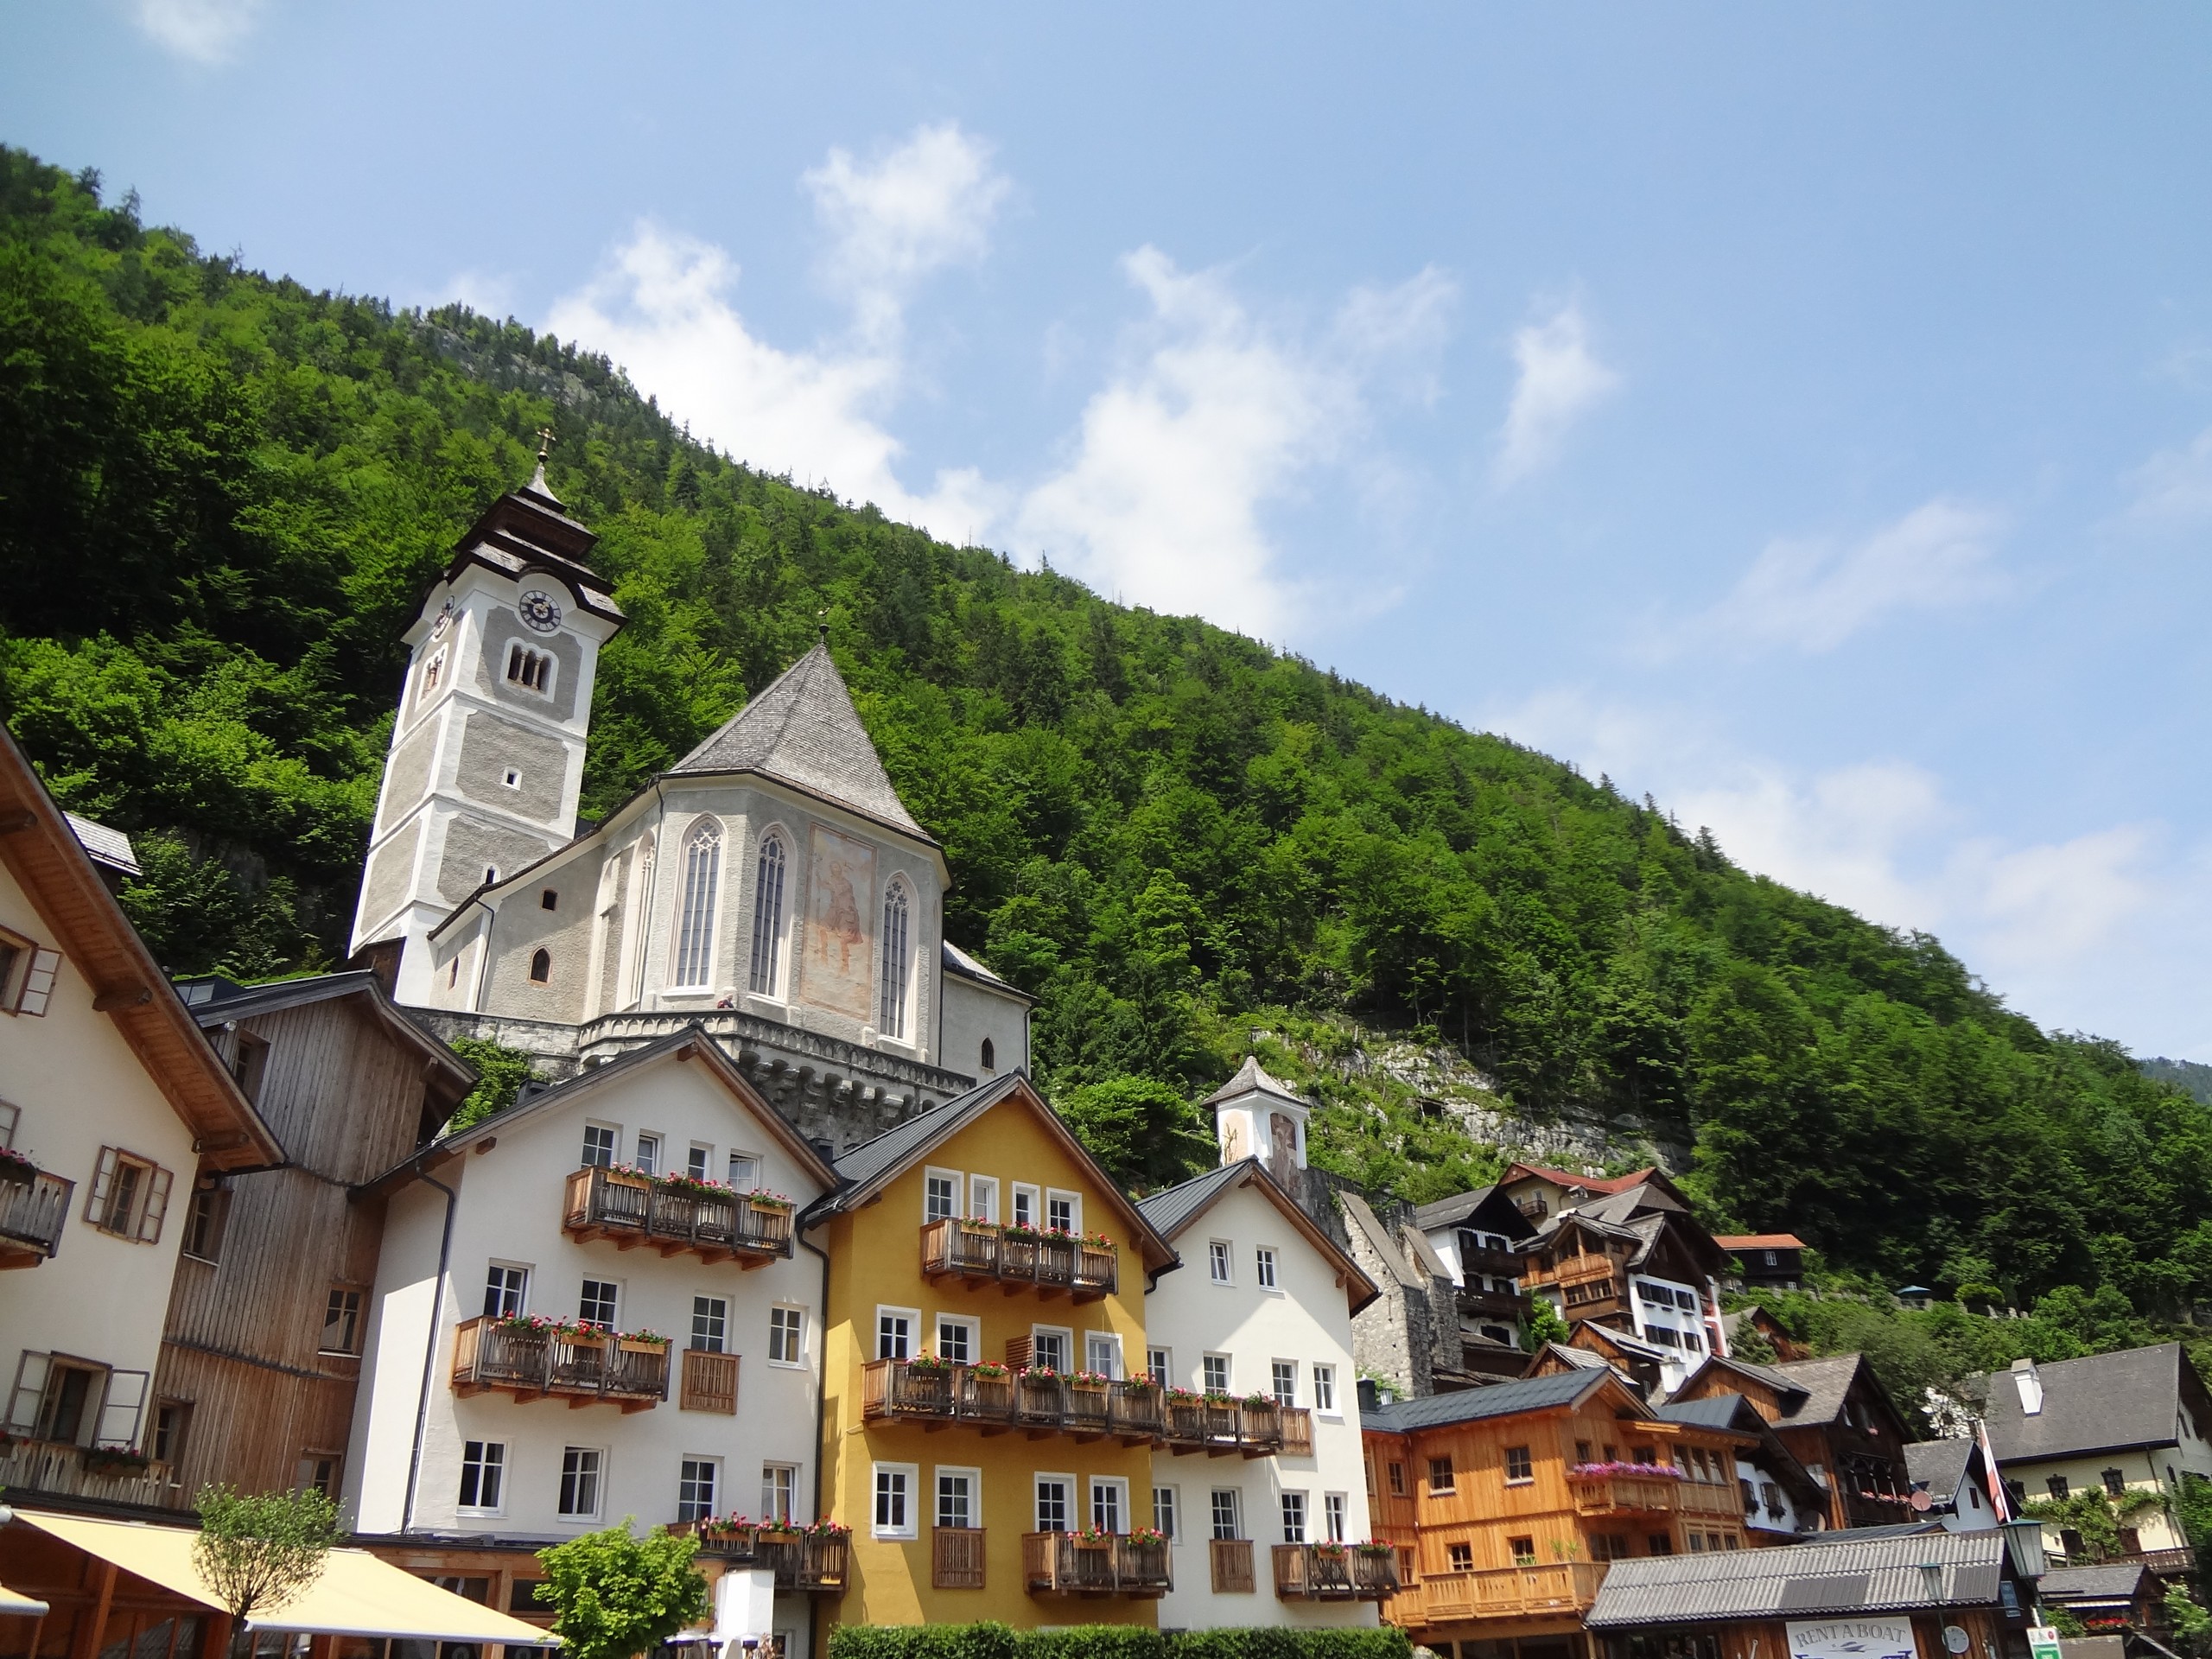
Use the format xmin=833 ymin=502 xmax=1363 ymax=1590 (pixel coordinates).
xmin=1668 ymin=1353 xmax=1915 ymax=1530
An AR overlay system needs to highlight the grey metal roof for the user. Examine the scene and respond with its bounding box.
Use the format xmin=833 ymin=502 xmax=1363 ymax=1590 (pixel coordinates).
xmin=1135 ymin=1160 xmax=1251 ymax=1241
xmin=65 ymin=812 xmax=139 ymax=875
xmin=1585 ymin=1528 xmax=2007 ymax=1627
xmin=1979 ymin=1344 xmax=2195 ymax=1463
xmin=1200 ymin=1055 xmax=1308 ymax=1110
xmin=1410 ymin=1185 xmax=1510 ymax=1232
xmin=942 ymin=940 xmax=1033 ymax=1001
xmin=1362 ymin=1368 xmax=1608 ymax=1433
xmin=815 ymin=1072 xmax=1026 ymax=1206
xmin=671 ymin=643 xmax=925 ymax=837
xmin=1905 ymin=1438 xmax=1973 ymax=1496
xmin=1660 ymin=1395 xmax=1757 ymax=1431
xmin=2039 ymin=1563 xmax=2150 ymax=1601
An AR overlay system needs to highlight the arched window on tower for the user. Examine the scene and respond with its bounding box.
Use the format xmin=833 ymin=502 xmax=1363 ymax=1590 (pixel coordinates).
xmin=672 ymin=818 xmax=722 ymax=988
xmin=529 ymin=948 xmax=552 ymax=984
xmin=878 ymin=880 xmax=911 ymax=1039
xmin=505 ymin=643 xmax=551 ymax=694
xmin=748 ymin=833 xmax=787 ymax=997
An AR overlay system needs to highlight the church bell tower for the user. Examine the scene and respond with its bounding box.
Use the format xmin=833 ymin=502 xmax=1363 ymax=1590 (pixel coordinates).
xmin=351 ymin=442 xmax=626 ymax=1004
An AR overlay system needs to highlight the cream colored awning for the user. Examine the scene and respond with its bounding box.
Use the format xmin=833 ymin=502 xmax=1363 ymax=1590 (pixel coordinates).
xmin=16 ymin=1511 xmax=556 ymax=1644
xmin=0 ymin=1585 xmax=51 ymax=1617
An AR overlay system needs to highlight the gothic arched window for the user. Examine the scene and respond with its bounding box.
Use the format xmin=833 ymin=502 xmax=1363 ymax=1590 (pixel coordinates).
xmin=878 ymin=880 xmax=911 ymax=1039
xmin=529 ymin=948 xmax=552 ymax=984
xmin=748 ymin=833 xmax=787 ymax=996
xmin=672 ymin=818 xmax=722 ymax=988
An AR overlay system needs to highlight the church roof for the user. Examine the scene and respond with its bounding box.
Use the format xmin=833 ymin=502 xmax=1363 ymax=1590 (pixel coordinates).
xmin=671 ymin=644 xmax=926 ymax=839
xmin=1201 ymin=1055 xmax=1309 ymax=1112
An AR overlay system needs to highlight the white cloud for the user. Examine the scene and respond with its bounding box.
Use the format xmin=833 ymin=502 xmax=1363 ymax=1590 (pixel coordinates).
xmin=1689 ymin=498 xmax=2006 ymax=654
xmin=802 ymin=124 xmax=1009 ymax=346
xmin=2125 ymin=426 xmax=2212 ymax=529
xmin=544 ymin=123 xmax=1011 ymax=543
xmin=546 ymin=225 xmax=999 ymax=541
xmin=133 ymin=0 xmax=265 ymax=62
xmin=1492 ymin=299 xmax=1618 ymax=486
xmin=1484 ymin=686 xmax=2180 ymax=1044
xmin=1013 ymin=251 xmax=1455 ymax=638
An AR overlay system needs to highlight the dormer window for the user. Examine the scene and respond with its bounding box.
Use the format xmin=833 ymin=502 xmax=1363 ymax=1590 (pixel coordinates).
xmin=505 ymin=644 xmax=551 ymax=695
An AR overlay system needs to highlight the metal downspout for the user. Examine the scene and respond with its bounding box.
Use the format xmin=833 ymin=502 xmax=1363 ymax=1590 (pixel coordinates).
xmin=400 ymin=1157 xmax=461 ymax=1534
xmin=798 ymin=1227 xmax=833 ymax=1659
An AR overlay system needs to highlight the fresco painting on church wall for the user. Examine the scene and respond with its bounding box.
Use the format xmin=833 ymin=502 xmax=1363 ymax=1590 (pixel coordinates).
xmin=802 ymin=823 xmax=876 ymax=1020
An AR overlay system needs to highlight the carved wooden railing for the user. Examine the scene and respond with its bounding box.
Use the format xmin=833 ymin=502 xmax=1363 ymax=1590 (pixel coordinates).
xmin=563 ymin=1166 xmax=793 ymax=1264
xmin=1021 ymin=1533 xmax=1171 ymax=1598
xmin=1272 ymin=1544 xmax=1400 ymax=1600
xmin=451 ymin=1314 xmax=669 ymax=1411
xmin=0 ymin=1172 xmax=73 ymax=1262
xmin=920 ymin=1219 xmax=1116 ymax=1301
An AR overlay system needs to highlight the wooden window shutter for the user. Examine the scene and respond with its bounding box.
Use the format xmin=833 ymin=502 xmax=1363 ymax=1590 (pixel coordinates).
xmin=96 ymin=1370 xmax=149 ymax=1449
xmin=16 ymin=949 xmax=61 ymax=1016
xmin=86 ymin=1147 xmax=118 ymax=1224
xmin=1004 ymin=1336 xmax=1034 ymax=1370
xmin=5 ymin=1351 xmax=51 ymax=1433
xmin=137 ymin=1166 xmax=173 ymax=1244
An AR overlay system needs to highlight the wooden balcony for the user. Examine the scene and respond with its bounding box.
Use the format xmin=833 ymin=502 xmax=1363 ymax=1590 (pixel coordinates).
xmin=862 ymin=1358 xmax=1166 ymax=1445
xmin=680 ymin=1348 xmax=738 ymax=1414
xmin=1570 ymin=1471 xmax=1685 ymax=1516
xmin=671 ymin=1522 xmax=849 ymax=1593
xmin=1022 ymin=1532 xmax=1171 ymax=1599
xmin=932 ymin=1527 xmax=987 ymax=1589
xmin=563 ymin=1167 xmax=793 ymax=1266
xmin=1209 ymin=1539 xmax=1255 ymax=1593
xmin=0 ymin=1434 xmax=172 ymax=1507
xmin=1457 ymin=1286 xmax=1531 ymax=1322
xmin=1279 ymin=1407 xmax=1313 ymax=1457
xmin=1458 ymin=1244 xmax=1526 ymax=1281
xmin=920 ymin=1219 xmax=1116 ymax=1303
xmin=1273 ymin=1545 xmax=1400 ymax=1601
xmin=1160 ymin=1396 xmax=1286 ymax=1459
xmin=0 ymin=1172 xmax=73 ymax=1266
xmin=1395 ymin=1561 xmax=1608 ymax=1623
xmin=450 ymin=1314 xmax=669 ymax=1411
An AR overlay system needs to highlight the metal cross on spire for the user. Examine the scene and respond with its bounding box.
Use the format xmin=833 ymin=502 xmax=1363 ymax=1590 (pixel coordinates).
xmin=535 ymin=425 xmax=557 ymax=461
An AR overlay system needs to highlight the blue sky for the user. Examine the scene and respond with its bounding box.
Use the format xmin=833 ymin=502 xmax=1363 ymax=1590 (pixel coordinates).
xmin=12 ymin=3 xmax=2212 ymax=1058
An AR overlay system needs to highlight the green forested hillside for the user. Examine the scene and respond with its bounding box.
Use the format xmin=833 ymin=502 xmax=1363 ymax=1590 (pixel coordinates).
xmin=6 ymin=149 xmax=2211 ymax=1324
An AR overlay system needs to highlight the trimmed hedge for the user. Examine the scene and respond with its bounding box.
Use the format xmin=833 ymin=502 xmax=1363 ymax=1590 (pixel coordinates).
xmin=827 ymin=1626 xmax=1413 ymax=1659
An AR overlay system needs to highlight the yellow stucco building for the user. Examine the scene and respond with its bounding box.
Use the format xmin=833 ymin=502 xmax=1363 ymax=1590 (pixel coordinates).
xmin=807 ymin=1073 xmax=1179 ymax=1630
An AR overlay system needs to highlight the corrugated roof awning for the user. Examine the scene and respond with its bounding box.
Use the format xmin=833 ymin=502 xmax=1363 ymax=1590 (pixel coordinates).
xmin=16 ymin=1511 xmax=556 ymax=1645
xmin=0 ymin=1585 xmax=51 ymax=1617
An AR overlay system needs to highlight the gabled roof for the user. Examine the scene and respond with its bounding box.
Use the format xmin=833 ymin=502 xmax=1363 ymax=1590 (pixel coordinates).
xmin=1363 ymin=1366 xmax=1637 ymax=1434
xmin=359 ymin=1026 xmax=836 ymax=1196
xmin=1657 ymin=1391 xmax=1829 ymax=1516
xmin=1715 ymin=1233 xmax=1807 ymax=1252
xmin=1764 ymin=1353 xmax=1898 ymax=1430
xmin=1905 ymin=1437 xmax=1974 ymax=1497
xmin=2039 ymin=1562 xmax=2152 ymax=1602
xmin=1201 ymin=1056 xmax=1309 ymax=1112
xmin=65 ymin=813 xmax=139 ymax=878
xmin=1409 ymin=1183 xmax=1535 ymax=1239
xmin=671 ymin=644 xmax=925 ymax=839
xmin=0 ymin=727 xmax=279 ymax=1169
xmin=1979 ymin=1344 xmax=2207 ymax=1463
xmin=806 ymin=1072 xmax=1177 ymax=1274
xmin=1504 ymin=1160 xmax=1651 ymax=1194
xmin=178 ymin=970 xmax=475 ymax=1105
xmin=1136 ymin=1158 xmax=1378 ymax=1316
xmin=1586 ymin=1527 xmax=2007 ymax=1626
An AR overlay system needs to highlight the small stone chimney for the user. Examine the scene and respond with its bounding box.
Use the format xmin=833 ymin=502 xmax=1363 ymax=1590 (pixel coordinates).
xmin=2011 ymin=1356 xmax=2044 ymax=1415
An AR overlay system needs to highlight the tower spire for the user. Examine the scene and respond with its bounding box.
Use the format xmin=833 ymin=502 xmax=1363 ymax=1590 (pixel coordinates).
xmin=526 ymin=425 xmax=560 ymax=504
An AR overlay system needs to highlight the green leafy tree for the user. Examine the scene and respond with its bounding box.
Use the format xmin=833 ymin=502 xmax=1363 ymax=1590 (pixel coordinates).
xmin=1054 ymin=1075 xmax=1212 ymax=1192
xmin=1522 ymin=1300 xmax=1571 ymax=1354
xmin=191 ymin=1484 xmax=340 ymax=1648
xmin=534 ymin=1520 xmax=709 ymax=1659
xmin=445 ymin=1038 xmax=537 ymax=1133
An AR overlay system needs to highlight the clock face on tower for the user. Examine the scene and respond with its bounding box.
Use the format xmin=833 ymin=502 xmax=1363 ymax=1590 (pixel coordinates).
xmin=518 ymin=589 xmax=563 ymax=634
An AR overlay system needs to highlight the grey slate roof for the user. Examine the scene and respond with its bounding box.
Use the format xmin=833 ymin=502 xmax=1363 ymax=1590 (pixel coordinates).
xmin=813 ymin=1072 xmax=1026 ymax=1209
xmin=1362 ymin=1368 xmax=1607 ymax=1433
xmin=1135 ymin=1160 xmax=1252 ymax=1241
xmin=1659 ymin=1395 xmax=1758 ymax=1431
xmin=942 ymin=940 xmax=1032 ymax=1001
xmin=1585 ymin=1527 xmax=2006 ymax=1627
xmin=1410 ymin=1184 xmax=1508 ymax=1232
xmin=1200 ymin=1056 xmax=1308 ymax=1109
xmin=671 ymin=644 xmax=925 ymax=837
xmin=65 ymin=812 xmax=139 ymax=876
xmin=2039 ymin=1562 xmax=2151 ymax=1602
xmin=1905 ymin=1438 xmax=1973 ymax=1496
xmin=1980 ymin=1344 xmax=2195 ymax=1463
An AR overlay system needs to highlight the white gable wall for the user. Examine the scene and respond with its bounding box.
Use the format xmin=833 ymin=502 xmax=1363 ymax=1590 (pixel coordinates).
xmin=1145 ymin=1180 xmax=1376 ymax=1630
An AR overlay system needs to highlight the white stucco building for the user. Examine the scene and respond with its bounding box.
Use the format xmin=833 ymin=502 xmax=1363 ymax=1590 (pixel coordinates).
xmin=347 ymin=1028 xmax=841 ymax=1655
xmin=0 ymin=728 xmax=280 ymax=1506
xmin=1136 ymin=1118 xmax=1385 ymax=1630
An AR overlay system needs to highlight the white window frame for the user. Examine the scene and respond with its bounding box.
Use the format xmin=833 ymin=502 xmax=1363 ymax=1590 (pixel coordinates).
xmin=1255 ymin=1246 xmax=1279 ymax=1289
xmin=876 ymin=1306 xmax=920 ymax=1362
xmin=935 ymin=1465 xmax=981 ymax=1531
xmin=1324 ymin=1491 xmax=1348 ymax=1543
xmin=677 ymin=1455 xmax=721 ymax=1523
xmin=935 ymin=1314 xmax=979 ymax=1366
xmin=1034 ymin=1471 xmax=1076 ymax=1534
xmin=457 ymin=1440 xmax=506 ymax=1516
xmin=1208 ymin=1240 xmax=1233 ymax=1284
xmin=923 ymin=1167 xmax=963 ymax=1224
xmin=1147 ymin=1346 xmax=1172 ymax=1387
xmin=1280 ymin=1489 xmax=1308 ymax=1544
xmin=1045 ymin=1188 xmax=1081 ymax=1235
xmin=1203 ymin=1353 xmax=1231 ymax=1395
xmin=1153 ymin=1484 xmax=1179 ymax=1541
xmin=1031 ymin=1325 xmax=1074 ymax=1375
xmin=761 ymin=1462 xmax=799 ymax=1525
xmin=1210 ymin=1487 xmax=1243 ymax=1541
xmin=484 ymin=1262 xmax=530 ymax=1319
xmin=727 ymin=1150 xmax=761 ymax=1190
xmin=1313 ymin=1363 xmax=1338 ymax=1415
xmin=578 ymin=1276 xmax=621 ymax=1331
xmin=768 ymin=1305 xmax=806 ymax=1367
xmin=686 ymin=1142 xmax=714 ymax=1181
xmin=557 ymin=1446 xmax=606 ymax=1522
xmin=633 ymin=1134 xmax=662 ymax=1176
xmin=690 ymin=1295 xmax=728 ymax=1354
xmin=1090 ymin=1474 xmax=1130 ymax=1535
xmin=873 ymin=1461 xmax=918 ymax=1540
xmin=1011 ymin=1183 xmax=1040 ymax=1230
xmin=1084 ymin=1331 xmax=1123 ymax=1381
xmin=1270 ymin=1358 xmax=1298 ymax=1407
xmin=581 ymin=1122 xmax=620 ymax=1168
xmin=967 ymin=1175 xmax=1000 ymax=1224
